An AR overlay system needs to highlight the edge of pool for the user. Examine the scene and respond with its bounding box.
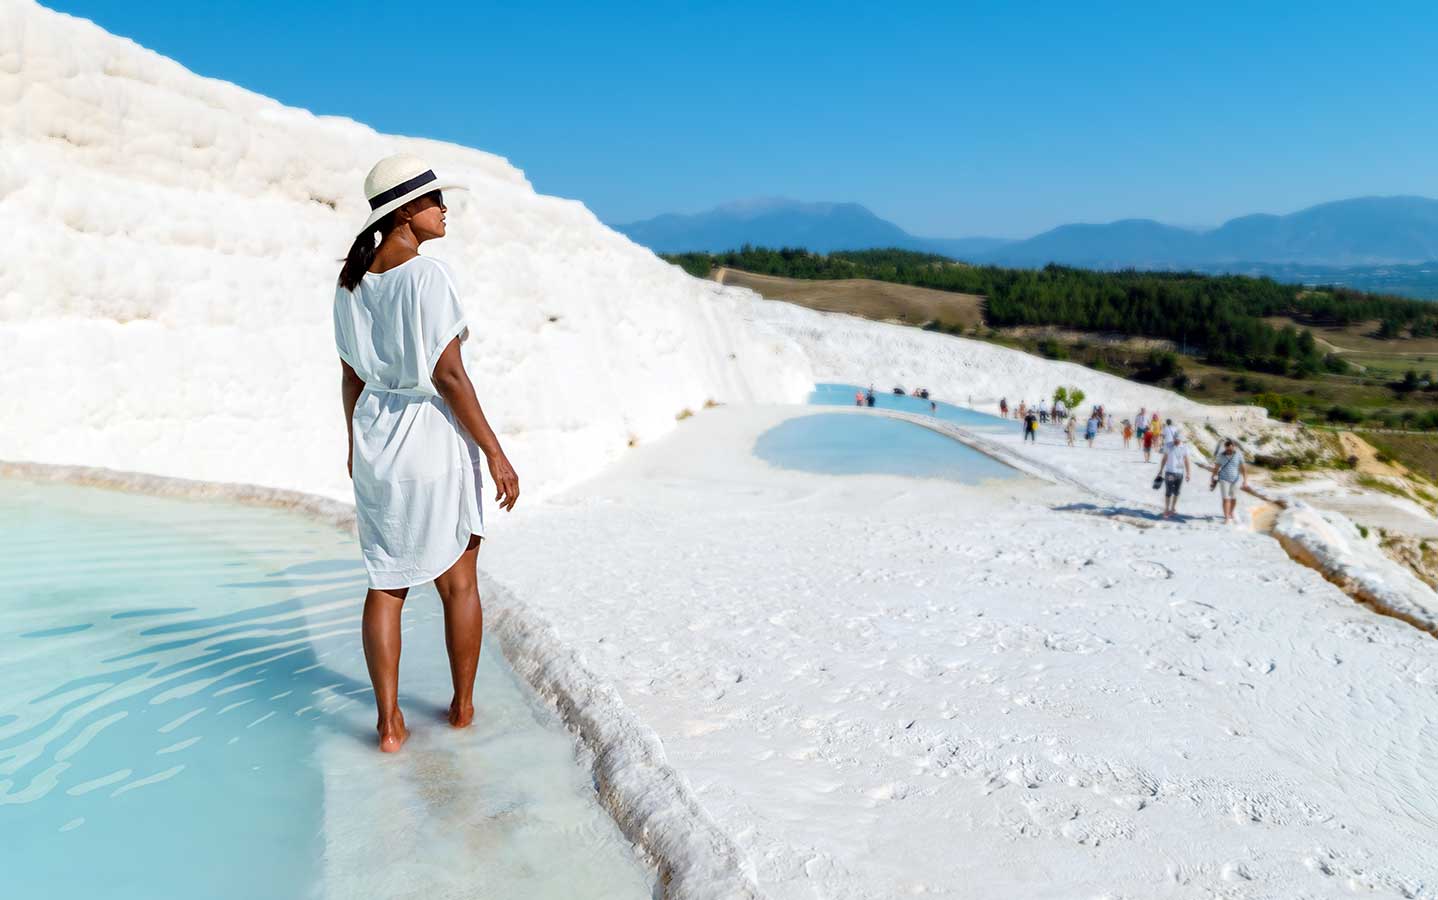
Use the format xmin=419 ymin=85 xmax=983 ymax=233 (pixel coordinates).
xmin=856 ymin=407 xmax=1131 ymax=504
xmin=0 ymin=460 xmax=762 ymax=900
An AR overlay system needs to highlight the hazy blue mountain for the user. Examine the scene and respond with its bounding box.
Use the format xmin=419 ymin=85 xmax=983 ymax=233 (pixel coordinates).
xmin=611 ymin=198 xmax=1010 ymax=256
xmin=614 ymin=196 xmax=1438 ymax=298
xmin=985 ymin=196 xmax=1438 ymax=268
xmin=981 ymin=219 xmax=1201 ymax=268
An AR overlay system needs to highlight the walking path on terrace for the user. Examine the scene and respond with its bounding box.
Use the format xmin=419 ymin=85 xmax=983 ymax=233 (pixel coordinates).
xmin=481 ymin=404 xmax=1438 ymax=899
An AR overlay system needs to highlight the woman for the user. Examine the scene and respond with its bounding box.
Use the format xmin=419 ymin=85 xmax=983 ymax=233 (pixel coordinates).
xmin=333 ymin=154 xmax=521 ymax=753
xmin=1064 ymin=414 xmax=1077 ymax=447
xmin=1121 ymin=418 xmax=1133 ymax=448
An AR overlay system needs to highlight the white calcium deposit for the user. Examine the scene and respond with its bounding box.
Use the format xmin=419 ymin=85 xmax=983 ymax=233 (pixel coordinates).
xmin=484 ymin=404 xmax=1438 ymax=899
xmin=749 ymin=301 xmax=1267 ymax=427
xmin=9 ymin=3 xmax=1438 ymax=899
xmin=0 ymin=0 xmax=812 ymax=504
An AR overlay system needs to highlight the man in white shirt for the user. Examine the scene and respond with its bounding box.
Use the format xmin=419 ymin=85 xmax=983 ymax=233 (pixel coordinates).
xmin=1158 ymin=435 xmax=1192 ymax=519
xmin=1160 ymin=419 xmax=1179 ymax=452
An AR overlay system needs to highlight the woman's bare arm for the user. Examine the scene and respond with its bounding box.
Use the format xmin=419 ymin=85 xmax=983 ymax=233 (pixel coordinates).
xmin=432 ymin=338 xmax=520 ymax=511
xmin=341 ymin=360 xmax=364 ymax=478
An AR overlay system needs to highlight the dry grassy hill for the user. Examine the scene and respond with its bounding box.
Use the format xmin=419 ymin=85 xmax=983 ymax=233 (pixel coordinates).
xmin=714 ymin=267 xmax=985 ymax=330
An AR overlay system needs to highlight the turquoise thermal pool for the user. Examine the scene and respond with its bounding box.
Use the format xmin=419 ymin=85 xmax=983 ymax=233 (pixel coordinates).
xmin=810 ymin=383 xmax=1010 ymax=429
xmin=0 ymin=481 xmax=652 ymax=900
xmin=754 ymin=413 xmax=1020 ymax=483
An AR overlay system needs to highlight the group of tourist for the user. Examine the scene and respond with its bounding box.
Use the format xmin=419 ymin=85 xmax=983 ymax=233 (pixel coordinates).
xmin=1000 ymin=396 xmax=1250 ymax=522
xmin=999 ymin=397 xmax=1070 ymax=424
xmin=1149 ymin=427 xmax=1250 ymax=522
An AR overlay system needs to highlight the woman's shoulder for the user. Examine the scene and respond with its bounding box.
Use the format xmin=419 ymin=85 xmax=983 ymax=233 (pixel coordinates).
xmin=401 ymin=255 xmax=456 ymax=283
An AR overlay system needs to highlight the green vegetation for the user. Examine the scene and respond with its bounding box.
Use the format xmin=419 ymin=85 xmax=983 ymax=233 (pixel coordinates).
xmin=668 ymin=246 xmax=1438 ymax=378
xmin=1052 ymin=386 xmax=1086 ymax=409
xmin=670 ymin=246 xmax=1438 ymax=443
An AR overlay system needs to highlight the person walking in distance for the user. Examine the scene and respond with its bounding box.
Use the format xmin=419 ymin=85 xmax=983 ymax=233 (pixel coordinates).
xmin=1122 ymin=418 xmax=1133 ymax=449
xmin=1160 ymin=418 xmax=1179 ymax=453
xmin=1211 ymin=438 xmax=1249 ymax=524
xmin=1023 ymin=409 xmax=1039 ymax=442
xmin=1084 ymin=413 xmax=1099 ymax=447
xmin=1157 ymin=434 xmax=1192 ymax=519
xmin=1065 ymin=413 xmax=1077 ymax=447
xmin=1000 ymin=397 xmax=1008 ymax=418
xmin=333 ymin=154 xmax=521 ymax=752
xmin=1141 ymin=421 xmax=1156 ymax=462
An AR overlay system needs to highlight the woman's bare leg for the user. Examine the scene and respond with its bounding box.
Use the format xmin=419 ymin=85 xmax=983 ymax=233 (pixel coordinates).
xmin=434 ymin=536 xmax=483 ymax=728
xmin=362 ymin=586 xmax=410 ymax=752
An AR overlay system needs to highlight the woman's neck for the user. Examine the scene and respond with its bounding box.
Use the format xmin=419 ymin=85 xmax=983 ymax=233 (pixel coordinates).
xmin=369 ymin=228 xmax=422 ymax=274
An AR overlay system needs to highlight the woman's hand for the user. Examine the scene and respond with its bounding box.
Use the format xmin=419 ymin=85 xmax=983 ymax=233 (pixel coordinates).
xmin=488 ymin=452 xmax=520 ymax=511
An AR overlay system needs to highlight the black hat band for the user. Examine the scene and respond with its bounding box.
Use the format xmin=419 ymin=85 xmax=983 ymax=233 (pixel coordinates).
xmin=367 ymin=170 xmax=437 ymax=210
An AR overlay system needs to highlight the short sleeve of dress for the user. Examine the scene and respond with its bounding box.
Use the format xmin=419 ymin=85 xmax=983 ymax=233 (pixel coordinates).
xmin=332 ymin=286 xmax=357 ymax=368
xmin=413 ymin=259 xmax=470 ymax=377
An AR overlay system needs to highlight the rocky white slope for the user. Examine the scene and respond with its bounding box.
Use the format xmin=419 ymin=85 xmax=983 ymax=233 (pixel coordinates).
xmin=0 ymin=0 xmax=811 ymax=503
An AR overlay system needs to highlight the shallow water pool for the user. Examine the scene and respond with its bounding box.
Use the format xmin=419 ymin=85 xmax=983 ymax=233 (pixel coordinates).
xmin=0 ymin=481 xmax=652 ymax=900
xmin=811 ymin=383 xmax=1010 ymax=430
xmin=754 ymin=413 xmax=1019 ymax=483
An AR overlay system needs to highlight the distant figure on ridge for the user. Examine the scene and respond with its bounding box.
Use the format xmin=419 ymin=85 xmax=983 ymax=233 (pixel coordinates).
xmin=333 ymin=154 xmax=521 ymax=753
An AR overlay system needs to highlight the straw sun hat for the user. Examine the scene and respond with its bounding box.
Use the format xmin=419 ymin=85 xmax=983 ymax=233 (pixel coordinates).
xmin=359 ymin=153 xmax=464 ymax=233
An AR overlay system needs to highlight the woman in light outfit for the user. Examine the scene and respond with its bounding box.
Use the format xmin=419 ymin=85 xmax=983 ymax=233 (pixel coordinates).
xmin=333 ymin=154 xmax=520 ymax=753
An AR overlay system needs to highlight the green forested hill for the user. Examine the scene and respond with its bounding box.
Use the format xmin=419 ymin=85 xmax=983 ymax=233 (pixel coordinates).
xmin=668 ymin=246 xmax=1438 ymax=379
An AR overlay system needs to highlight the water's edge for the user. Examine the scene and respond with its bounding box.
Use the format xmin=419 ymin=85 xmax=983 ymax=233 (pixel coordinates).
xmin=0 ymin=461 xmax=761 ymax=900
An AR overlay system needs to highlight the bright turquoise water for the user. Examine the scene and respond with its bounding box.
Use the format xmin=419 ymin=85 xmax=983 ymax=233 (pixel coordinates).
xmin=0 ymin=481 xmax=652 ymax=899
xmin=810 ymin=383 xmax=1010 ymax=431
xmin=754 ymin=413 xmax=1019 ymax=483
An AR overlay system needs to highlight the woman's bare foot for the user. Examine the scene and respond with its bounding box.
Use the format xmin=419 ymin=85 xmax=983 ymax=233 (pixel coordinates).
xmin=378 ymin=711 xmax=409 ymax=753
xmin=448 ymin=698 xmax=474 ymax=728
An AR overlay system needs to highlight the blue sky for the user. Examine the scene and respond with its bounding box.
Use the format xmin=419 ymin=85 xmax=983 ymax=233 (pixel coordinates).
xmin=45 ymin=0 xmax=1438 ymax=237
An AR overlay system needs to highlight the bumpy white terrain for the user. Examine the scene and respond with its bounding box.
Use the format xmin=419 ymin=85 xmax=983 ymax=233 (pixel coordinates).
xmin=0 ymin=0 xmax=811 ymax=502
xmin=7 ymin=2 xmax=1438 ymax=899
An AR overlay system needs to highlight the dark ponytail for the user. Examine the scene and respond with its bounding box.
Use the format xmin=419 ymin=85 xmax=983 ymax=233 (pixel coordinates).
xmin=337 ymin=213 xmax=394 ymax=291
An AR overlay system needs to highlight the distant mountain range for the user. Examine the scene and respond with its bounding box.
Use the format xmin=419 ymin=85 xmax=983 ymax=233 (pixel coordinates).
xmin=611 ymin=198 xmax=1012 ymax=258
xmin=611 ymin=196 xmax=1438 ymax=298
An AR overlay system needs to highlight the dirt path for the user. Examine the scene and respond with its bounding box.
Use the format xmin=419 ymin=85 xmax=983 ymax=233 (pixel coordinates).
xmin=1335 ymin=430 xmax=1409 ymax=478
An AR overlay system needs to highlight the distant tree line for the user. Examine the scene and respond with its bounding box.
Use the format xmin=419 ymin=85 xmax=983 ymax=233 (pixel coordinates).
xmin=667 ymin=246 xmax=1438 ymax=378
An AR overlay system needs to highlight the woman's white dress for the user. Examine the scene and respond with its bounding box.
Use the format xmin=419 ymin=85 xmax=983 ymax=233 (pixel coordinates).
xmin=332 ymin=256 xmax=484 ymax=589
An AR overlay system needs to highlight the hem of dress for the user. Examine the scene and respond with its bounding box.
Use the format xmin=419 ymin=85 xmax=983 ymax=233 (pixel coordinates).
xmin=366 ymin=530 xmax=484 ymax=591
